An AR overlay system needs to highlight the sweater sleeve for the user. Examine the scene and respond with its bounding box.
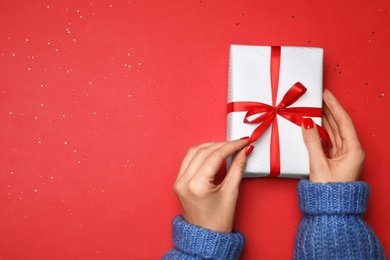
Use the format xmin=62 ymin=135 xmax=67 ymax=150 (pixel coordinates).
xmin=294 ymin=180 xmax=385 ymax=260
xmin=163 ymin=215 xmax=245 ymax=260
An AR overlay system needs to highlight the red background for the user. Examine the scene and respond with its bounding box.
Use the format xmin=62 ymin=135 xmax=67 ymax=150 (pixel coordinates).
xmin=1 ymin=0 xmax=389 ymax=259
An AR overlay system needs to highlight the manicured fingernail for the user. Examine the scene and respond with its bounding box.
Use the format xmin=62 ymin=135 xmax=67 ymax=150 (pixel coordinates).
xmin=303 ymin=118 xmax=314 ymax=129
xmin=240 ymin=136 xmax=250 ymax=140
xmin=245 ymin=145 xmax=254 ymax=156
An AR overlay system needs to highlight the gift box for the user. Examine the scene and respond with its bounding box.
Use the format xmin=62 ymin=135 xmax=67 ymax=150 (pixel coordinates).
xmin=227 ymin=45 xmax=328 ymax=178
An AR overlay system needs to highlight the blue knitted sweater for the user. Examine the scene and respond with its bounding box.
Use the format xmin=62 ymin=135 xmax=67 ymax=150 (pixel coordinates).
xmin=163 ymin=180 xmax=385 ymax=259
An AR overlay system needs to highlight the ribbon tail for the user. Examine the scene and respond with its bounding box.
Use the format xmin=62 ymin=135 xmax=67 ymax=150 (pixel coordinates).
xmin=248 ymin=114 xmax=275 ymax=144
xmin=247 ymin=112 xmax=280 ymax=177
xmin=317 ymin=124 xmax=333 ymax=147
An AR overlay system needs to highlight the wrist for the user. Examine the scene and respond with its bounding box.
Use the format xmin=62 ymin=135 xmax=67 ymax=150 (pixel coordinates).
xmin=172 ymin=215 xmax=245 ymax=259
xmin=297 ymin=180 xmax=370 ymax=215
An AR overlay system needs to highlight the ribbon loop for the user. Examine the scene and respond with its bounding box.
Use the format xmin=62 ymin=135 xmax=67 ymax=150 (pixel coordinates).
xmin=248 ymin=113 xmax=275 ymax=144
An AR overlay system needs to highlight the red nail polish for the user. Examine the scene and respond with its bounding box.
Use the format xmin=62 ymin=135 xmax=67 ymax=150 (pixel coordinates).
xmin=240 ymin=136 xmax=250 ymax=140
xmin=303 ymin=118 xmax=314 ymax=129
xmin=245 ymin=145 xmax=254 ymax=156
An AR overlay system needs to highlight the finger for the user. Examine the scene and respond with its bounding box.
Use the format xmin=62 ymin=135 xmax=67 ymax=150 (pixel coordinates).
xmin=192 ymin=139 xmax=249 ymax=184
xmin=176 ymin=142 xmax=216 ymax=181
xmin=323 ymin=102 xmax=343 ymax=153
xmin=222 ymin=145 xmax=249 ymax=191
xmin=323 ymin=89 xmax=360 ymax=145
xmin=301 ymin=118 xmax=327 ymax=174
xmin=177 ymin=142 xmax=226 ymax=183
xmin=322 ymin=114 xmax=337 ymax=158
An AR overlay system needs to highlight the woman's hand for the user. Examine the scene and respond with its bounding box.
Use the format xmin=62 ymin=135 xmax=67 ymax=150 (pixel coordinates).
xmin=302 ymin=89 xmax=365 ymax=183
xmin=173 ymin=139 xmax=253 ymax=233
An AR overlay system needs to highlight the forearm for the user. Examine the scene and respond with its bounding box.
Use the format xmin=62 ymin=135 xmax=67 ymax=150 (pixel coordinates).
xmin=294 ymin=180 xmax=385 ymax=259
xmin=163 ymin=215 xmax=245 ymax=260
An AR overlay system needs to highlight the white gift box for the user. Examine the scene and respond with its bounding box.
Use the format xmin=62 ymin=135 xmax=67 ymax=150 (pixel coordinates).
xmin=227 ymin=45 xmax=324 ymax=178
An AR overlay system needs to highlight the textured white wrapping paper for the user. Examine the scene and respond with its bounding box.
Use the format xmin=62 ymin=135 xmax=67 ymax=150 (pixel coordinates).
xmin=227 ymin=45 xmax=323 ymax=178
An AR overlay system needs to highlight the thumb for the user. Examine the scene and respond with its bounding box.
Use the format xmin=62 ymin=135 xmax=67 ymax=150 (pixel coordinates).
xmin=302 ymin=118 xmax=327 ymax=173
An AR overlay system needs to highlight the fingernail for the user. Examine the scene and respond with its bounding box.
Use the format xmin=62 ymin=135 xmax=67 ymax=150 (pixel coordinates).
xmin=245 ymin=145 xmax=254 ymax=156
xmin=240 ymin=136 xmax=250 ymax=140
xmin=303 ymin=118 xmax=314 ymax=129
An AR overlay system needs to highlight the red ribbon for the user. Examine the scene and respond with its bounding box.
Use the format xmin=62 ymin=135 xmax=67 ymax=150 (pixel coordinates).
xmin=227 ymin=46 xmax=331 ymax=177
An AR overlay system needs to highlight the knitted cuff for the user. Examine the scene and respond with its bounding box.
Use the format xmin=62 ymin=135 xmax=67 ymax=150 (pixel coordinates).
xmin=297 ymin=180 xmax=370 ymax=215
xmin=172 ymin=215 xmax=245 ymax=259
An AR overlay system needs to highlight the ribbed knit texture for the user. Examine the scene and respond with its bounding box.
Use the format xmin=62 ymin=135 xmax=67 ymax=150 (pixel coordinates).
xmin=164 ymin=181 xmax=385 ymax=259
xmin=163 ymin=215 xmax=245 ymax=259
xmin=294 ymin=180 xmax=385 ymax=260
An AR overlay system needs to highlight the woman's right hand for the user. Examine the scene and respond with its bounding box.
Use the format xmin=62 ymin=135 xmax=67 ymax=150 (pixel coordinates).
xmin=301 ymin=89 xmax=365 ymax=183
xmin=173 ymin=139 xmax=251 ymax=233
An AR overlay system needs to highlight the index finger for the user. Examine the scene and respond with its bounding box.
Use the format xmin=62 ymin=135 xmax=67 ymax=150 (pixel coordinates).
xmin=323 ymin=89 xmax=360 ymax=145
xmin=176 ymin=142 xmax=219 ymax=181
xmin=193 ymin=139 xmax=249 ymax=182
